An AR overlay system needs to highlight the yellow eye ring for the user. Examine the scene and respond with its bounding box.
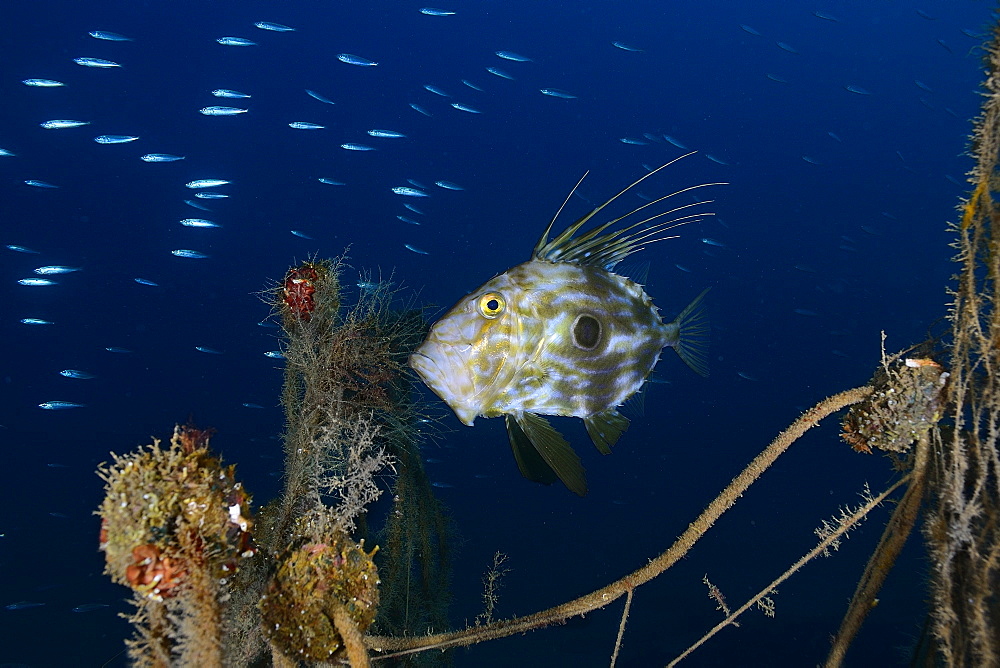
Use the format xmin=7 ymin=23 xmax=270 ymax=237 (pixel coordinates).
xmin=477 ymin=292 xmax=506 ymax=319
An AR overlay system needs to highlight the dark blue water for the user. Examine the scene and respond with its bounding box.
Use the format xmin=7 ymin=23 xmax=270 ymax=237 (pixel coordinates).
xmin=0 ymin=1 xmax=988 ymax=665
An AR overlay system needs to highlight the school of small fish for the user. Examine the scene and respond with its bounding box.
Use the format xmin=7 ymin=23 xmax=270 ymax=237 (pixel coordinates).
xmin=1 ymin=6 xmax=981 ymax=466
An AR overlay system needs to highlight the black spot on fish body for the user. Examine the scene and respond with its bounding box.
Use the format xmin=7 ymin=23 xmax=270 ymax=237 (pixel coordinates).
xmin=572 ymin=313 xmax=602 ymax=349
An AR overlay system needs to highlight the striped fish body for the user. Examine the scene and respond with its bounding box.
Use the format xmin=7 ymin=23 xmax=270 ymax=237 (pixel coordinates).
xmin=410 ymin=158 xmax=717 ymax=495
xmin=415 ymin=261 xmax=670 ymax=424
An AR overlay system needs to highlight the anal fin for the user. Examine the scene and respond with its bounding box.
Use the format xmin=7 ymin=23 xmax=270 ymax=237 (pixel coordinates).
xmin=507 ymin=412 xmax=588 ymax=496
xmin=584 ymin=409 xmax=630 ymax=455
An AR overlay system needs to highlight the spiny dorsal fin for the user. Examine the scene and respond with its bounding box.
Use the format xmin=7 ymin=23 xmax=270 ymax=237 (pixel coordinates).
xmin=533 ymin=154 xmax=726 ymax=270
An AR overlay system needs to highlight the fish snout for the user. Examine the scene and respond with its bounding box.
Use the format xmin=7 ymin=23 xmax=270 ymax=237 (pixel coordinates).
xmin=409 ymin=343 xmax=479 ymax=426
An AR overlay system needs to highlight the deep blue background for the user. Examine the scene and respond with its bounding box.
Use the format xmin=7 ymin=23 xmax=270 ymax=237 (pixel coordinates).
xmin=0 ymin=1 xmax=990 ymax=665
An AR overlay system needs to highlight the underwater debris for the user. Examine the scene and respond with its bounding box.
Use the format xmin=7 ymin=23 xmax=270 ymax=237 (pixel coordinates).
xmin=97 ymin=424 xmax=255 ymax=664
xmin=841 ymin=357 xmax=948 ymax=454
xmin=260 ymin=532 xmax=379 ymax=662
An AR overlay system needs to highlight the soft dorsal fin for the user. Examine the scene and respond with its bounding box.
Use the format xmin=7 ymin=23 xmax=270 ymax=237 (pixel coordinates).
xmin=506 ymin=412 xmax=587 ymax=496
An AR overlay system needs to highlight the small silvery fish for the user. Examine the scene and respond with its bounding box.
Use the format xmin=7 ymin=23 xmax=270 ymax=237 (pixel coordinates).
xmin=611 ymin=41 xmax=642 ymax=52
xmin=195 ymin=346 xmax=222 ymax=354
xmin=451 ymin=102 xmax=481 ymax=113
xmin=134 ymin=278 xmax=159 ymax=286
xmin=141 ymin=153 xmax=185 ymax=162
xmin=212 ymin=89 xmax=250 ymax=98
xmin=40 ymin=120 xmax=89 ymax=129
xmin=195 ymin=192 xmax=228 ymax=199
xmin=23 ymin=78 xmax=65 ymax=87
xmin=496 ymin=51 xmax=532 ymax=62
xmin=186 ymin=179 xmax=230 ymax=188
xmin=404 ymin=243 xmax=429 ymax=255
xmin=424 ymin=84 xmax=449 ymax=96
xmin=60 ymin=369 xmax=95 ymax=379
xmin=341 ymin=143 xmax=375 ymax=151
xmin=5 ymin=601 xmax=45 ymax=610
xmin=305 ymin=89 xmax=335 ymax=104
xmin=318 ymin=178 xmax=345 ymax=185
xmin=6 ymin=245 xmax=39 ymax=253
xmin=338 ymin=53 xmax=377 ymax=66
xmin=462 ymin=80 xmax=484 ymax=91
xmin=392 ymin=186 xmax=428 ymax=197
xmin=368 ymin=129 xmax=406 ymax=138
xmin=94 ymin=135 xmax=139 ymax=144
xmin=172 ymin=249 xmax=209 ymax=259
xmin=409 ymin=157 xmax=720 ymax=495
xmin=420 ymin=8 xmax=456 ymax=16
xmin=72 ymin=603 xmax=110 ymax=612
xmin=540 ymin=88 xmax=577 ymax=99
xmin=20 ymin=318 xmax=53 ymax=325
xmin=73 ymin=57 xmax=121 ymax=68
xmin=39 ymin=401 xmax=86 ymax=410
xmin=264 ymin=350 xmax=286 ymax=359
xmin=289 ymin=121 xmax=324 ymax=129
xmin=105 ymin=346 xmax=131 ymax=353
xmin=290 ymin=230 xmax=313 ymax=239
xmin=217 ymin=37 xmax=257 ymax=46
xmin=180 ymin=219 xmax=220 ymax=228
xmin=24 ymin=180 xmax=58 ymax=188
xmin=409 ymin=103 xmax=431 ymax=116
xmin=34 ymin=266 xmax=80 ymax=274
xmin=0 ymin=148 xmax=14 ymax=156
xmin=434 ymin=180 xmax=463 ymax=190
xmin=486 ymin=67 xmax=514 ymax=80
xmin=255 ymin=21 xmax=295 ymax=32
xmin=184 ymin=199 xmax=211 ymax=211
xmin=89 ymin=30 xmax=132 ymax=41
xmin=200 ymin=106 xmax=248 ymax=116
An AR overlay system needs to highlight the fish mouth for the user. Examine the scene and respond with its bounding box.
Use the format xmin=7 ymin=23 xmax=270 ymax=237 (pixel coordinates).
xmin=408 ymin=346 xmax=479 ymax=426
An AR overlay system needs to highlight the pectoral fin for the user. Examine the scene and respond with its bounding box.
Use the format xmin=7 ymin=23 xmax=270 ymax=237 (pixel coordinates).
xmin=584 ymin=409 xmax=630 ymax=455
xmin=506 ymin=412 xmax=588 ymax=496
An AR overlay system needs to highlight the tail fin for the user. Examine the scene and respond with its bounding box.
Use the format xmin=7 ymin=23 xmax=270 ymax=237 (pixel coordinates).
xmin=667 ymin=287 xmax=710 ymax=377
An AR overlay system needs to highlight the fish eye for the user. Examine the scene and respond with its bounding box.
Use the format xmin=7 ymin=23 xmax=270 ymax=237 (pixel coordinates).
xmin=571 ymin=313 xmax=602 ymax=350
xmin=477 ymin=292 xmax=506 ymax=319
